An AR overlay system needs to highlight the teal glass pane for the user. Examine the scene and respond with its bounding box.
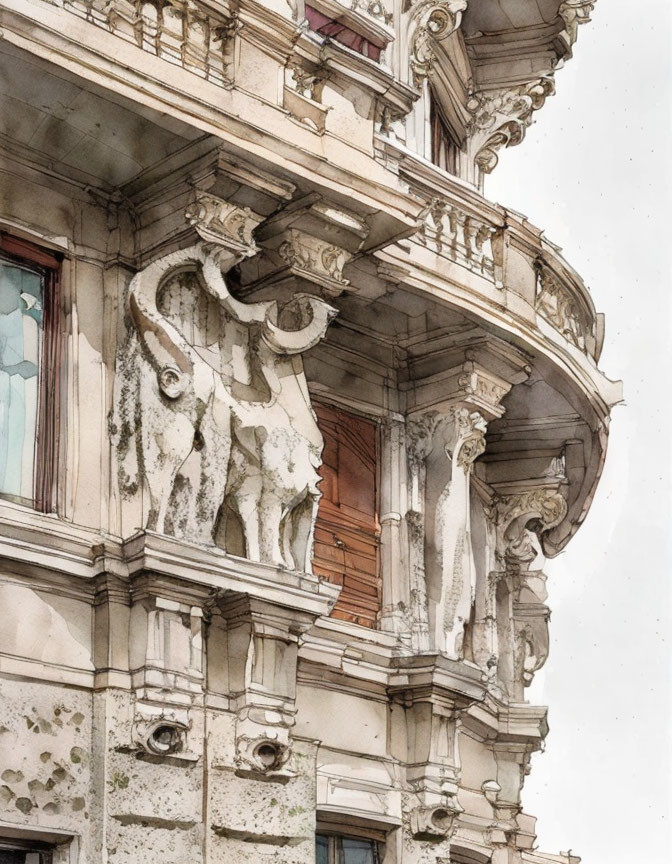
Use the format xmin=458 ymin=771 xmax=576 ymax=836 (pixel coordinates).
xmin=342 ymin=837 xmax=377 ymax=864
xmin=316 ymin=834 xmax=329 ymax=864
xmin=0 ymin=261 xmax=43 ymax=505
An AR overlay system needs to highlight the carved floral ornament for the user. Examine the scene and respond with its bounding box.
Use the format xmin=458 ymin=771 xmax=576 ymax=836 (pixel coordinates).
xmin=535 ymin=263 xmax=594 ymax=353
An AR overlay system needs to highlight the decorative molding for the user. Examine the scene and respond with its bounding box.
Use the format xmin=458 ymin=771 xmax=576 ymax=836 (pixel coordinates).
xmin=185 ymin=192 xmax=263 ymax=256
xmin=466 ymin=77 xmax=556 ymax=174
xmin=352 ymin=0 xmax=393 ymax=27
xmin=408 ymin=0 xmax=468 ymax=87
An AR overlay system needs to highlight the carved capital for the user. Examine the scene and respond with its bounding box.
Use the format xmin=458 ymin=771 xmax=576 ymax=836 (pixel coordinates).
xmin=409 ymin=797 xmax=463 ymax=841
xmin=409 ymin=0 xmax=468 ymax=86
xmin=452 ymin=407 xmax=487 ymax=468
xmin=467 ymin=77 xmax=555 ymax=173
xmin=406 ymin=411 xmax=443 ymax=472
xmin=185 ymin=191 xmax=263 ymax=257
xmin=274 ymin=230 xmax=352 ymax=295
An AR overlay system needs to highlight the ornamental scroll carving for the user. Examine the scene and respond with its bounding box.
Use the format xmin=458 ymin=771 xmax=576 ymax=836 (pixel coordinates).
xmin=559 ymin=0 xmax=596 ymax=49
xmin=489 ymin=488 xmax=567 ymax=696
xmin=112 ymin=242 xmax=336 ymax=572
xmin=408 ymin=0 xmax=468 ymax=86
xmin=466 ymin=78 xmax=555 ymax=174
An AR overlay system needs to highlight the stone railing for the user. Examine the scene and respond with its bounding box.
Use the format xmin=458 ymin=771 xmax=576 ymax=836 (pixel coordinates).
xmin=390 ymin=146 xmax=602 ymax=364
xmin=534 ymin=256 xmax=601 ymax=360
xmin=52 ymin=0 xmax=239 ymax=88
xmin=416 ymin=196 xmax=502 ymax=287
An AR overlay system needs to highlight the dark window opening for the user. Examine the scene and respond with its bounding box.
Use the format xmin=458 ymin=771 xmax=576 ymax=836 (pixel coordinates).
xmin=0 ymin=838 xmax=54 ymax=864
xmin=313 ymin=402 xmax=380 ymax=628
xmin=0 ymin=234 xmax=61 ymax=512
xmin=305 ymin=5 xmax=383 ymax=62
xmin=430 ymin=89 xmax=459 ymax=174
xmin=316 ymin=833 xmax=381 ymax=864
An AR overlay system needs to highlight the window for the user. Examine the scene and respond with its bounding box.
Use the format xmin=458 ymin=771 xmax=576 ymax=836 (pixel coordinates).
xmin=430 ymin=89 xmax=459 ymax=174
xmin=306 ymin=5 xmax=383 ymax=62
xmin=316 ymin=833 xmax=381 ymax=864
xmin=313 ymin=403 xmax=380 ymax=628
xmin=0 ymin=234 xmax=61 ymax=511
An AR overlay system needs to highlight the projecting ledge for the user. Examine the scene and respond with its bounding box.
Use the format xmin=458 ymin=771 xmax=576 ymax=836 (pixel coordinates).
xmin=122 ymin=531 xmax=341 ymax=617
xmin=388 ymin=653 xmax=486 ymax=704
xmin=0 ymin=504 xmax=340 ymax=619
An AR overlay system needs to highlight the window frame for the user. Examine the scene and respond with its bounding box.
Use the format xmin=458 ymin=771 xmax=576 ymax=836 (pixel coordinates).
xmin=0 ymin=233 xmax=62 ymax=513
xmin=316 ymin=830 xmax=383 ymax=864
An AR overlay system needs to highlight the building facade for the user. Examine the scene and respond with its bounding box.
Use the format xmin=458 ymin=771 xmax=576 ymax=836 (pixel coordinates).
xmin=0 ymin=1 xmax=620 ymax=862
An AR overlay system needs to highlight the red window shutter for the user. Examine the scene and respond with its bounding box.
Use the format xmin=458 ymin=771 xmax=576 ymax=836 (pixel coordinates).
xmin=313 ymin=403 xmax=381 ymax=628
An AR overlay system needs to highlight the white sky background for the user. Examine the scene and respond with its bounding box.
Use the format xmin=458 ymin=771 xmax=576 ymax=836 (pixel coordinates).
xmin=485 ymin=1 xmax=672 ymax=861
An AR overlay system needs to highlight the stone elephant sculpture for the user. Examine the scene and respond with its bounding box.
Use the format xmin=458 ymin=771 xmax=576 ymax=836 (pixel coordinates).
xmin=112 ymin=243 xmax=335 ymax=571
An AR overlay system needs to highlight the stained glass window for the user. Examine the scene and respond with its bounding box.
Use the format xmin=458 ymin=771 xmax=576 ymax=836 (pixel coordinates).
xmin=0 ymin=234 xmax=61 ymax=512
xmin=0 ymin=259 xmax=43 ymax=505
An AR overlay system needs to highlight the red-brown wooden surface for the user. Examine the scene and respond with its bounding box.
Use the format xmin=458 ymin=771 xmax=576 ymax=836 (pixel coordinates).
xmin=313 ymin=402 xmax=381 ymax=628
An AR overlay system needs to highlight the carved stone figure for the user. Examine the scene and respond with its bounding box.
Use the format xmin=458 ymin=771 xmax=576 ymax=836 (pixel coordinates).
xmin=112 ymin=242 xmax=336 ymax=570
xmin=409 ymin=407 xmax=488 ymax=658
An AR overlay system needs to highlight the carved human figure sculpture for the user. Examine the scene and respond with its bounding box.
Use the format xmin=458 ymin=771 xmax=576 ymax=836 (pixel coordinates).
xmin=112 ymin=242 xmax=336 ymax=572
xmin=409 ymin=407 xmax=488 ymax=659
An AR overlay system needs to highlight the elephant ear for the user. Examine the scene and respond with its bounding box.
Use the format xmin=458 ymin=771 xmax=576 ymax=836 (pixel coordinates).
xmin=262 ymin=295 xmax=337 ymax=355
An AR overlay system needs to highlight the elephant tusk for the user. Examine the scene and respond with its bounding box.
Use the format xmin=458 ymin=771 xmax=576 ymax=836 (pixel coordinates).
xmin=261 ymin=295 xmax=337 ymax=355
xmin=201 ymin=249 xmax=270 ymax=324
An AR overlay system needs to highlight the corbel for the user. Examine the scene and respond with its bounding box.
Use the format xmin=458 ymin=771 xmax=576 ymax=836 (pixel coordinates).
xmin=215 ymin=593 xmax=318 ymax=781
xmin=237 ymin=193 xmax=370 ymax=300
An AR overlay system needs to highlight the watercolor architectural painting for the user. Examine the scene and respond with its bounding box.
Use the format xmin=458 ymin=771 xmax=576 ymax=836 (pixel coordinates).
xmin=0 ymin=1 xmax=669 ymax=862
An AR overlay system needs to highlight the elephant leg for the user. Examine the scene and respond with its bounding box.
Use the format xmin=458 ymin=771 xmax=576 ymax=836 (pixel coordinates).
xmin=188 ymin=387 xmax=231 ymax=544
xmin=138 ymin=378 xmax=195 ymax=534
xmin=258 ymin=490 xmax=287 ymax=567
xmin=290 ymin=491 xmax=319 ymax=574
xmin=232 ymin=489 xmax=261 ymax=562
